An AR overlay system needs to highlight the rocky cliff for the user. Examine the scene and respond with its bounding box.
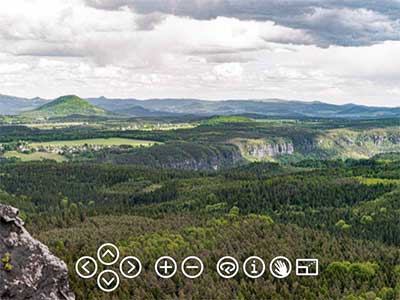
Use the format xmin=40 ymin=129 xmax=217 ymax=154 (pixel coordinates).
xmin=317 ymin=128 xmax=400 ymax=159
xmin=231 ymin=138 xmax=294 ymax=161
xmin=247 ymin=142 xmax=294 ymax=158
xmin=98 ymin=142 xmax=244 ymax=170
xmin=0 ymin=204 xmax=75 ymax=300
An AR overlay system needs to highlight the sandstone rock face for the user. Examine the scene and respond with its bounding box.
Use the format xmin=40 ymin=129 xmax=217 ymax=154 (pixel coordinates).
xmin=247 ymin=142 xmax=294 ymax=158
xmin=0 ymin=204 xmax=75 ymax=300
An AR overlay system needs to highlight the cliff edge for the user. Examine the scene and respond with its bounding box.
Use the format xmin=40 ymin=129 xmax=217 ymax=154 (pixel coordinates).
xmin=0 ymin=204 xmax=75 ymax=300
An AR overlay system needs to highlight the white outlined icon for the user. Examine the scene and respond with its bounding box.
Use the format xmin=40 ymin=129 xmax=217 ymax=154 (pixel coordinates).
xmin=97 ymin=243 xmax=120 ymax=266
xmin=296 ymin=259 xmax=319 ymax=276
xmin=155 ymin=256 xmax=178 ymax=279
xmin=217 ymin=256 xmax=239 ymax=279
xmin=270 ymin=256 xmax=292 ymax=279
xmin=243 ymin=256 xmax=266 ymax=279
xmin=120 ymin=256 xmax=142 ymax=279
xmin=181 ymin=256 xmax=204 ymax=279
xmin=75 ymin=256 xmax=98 ymax=279
xmin=97 ymin=270 xmax=120 ymax=293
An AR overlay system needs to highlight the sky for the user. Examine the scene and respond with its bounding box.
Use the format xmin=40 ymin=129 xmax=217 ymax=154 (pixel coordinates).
xmin=0 ymin=0 xmax=400 ymax=106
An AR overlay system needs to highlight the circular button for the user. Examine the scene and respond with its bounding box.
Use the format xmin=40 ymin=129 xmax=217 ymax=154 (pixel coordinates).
xmin=217 ymin=256 xmax=239 ymax=279
xmin=75 ymin=256 xmax=98 ymax=279
xmin=155 ymin=256 xmax=177 ymax=279
xmin=97 ymin=243 xmax=120 ymax=266
xmin=120 ymin=256 xmax=142 ymax=279
xmin=181 ymin=256 xmax=204 ymax=279
xmin=270 ymin=256 xmax=292 ymax=279
xmin=97 ymin=270 xmax=120 ymax=293
xmin=243 ymin=256 xmax=266 ymax=279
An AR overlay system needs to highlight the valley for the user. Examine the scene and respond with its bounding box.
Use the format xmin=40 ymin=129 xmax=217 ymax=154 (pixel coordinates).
xmin=1 ymin=97 xmax=399 ymax=166
xmin=1 ymin=95 xmax=400 ymax=300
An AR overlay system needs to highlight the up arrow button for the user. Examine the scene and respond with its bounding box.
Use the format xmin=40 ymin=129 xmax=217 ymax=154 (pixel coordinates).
xmin=97 ymin=243 xmax=120 ymax=266
xmin=102 ymin=249 xmax=116 ymax=259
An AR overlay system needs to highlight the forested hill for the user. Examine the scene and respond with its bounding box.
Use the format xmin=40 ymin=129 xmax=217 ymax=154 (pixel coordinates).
xmin=24 ymin=95 xmax=109 ymax=117
xmin=1 ymin=115 xmax=400 ymax=299
xmin=2 ymin=158 xmax=400 ymax=299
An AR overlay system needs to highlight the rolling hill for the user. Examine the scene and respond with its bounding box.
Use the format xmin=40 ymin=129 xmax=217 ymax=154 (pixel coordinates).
xmin=0 ymin=94 xmax=48 ymax=115
xmin=87 ymin=97 xmax=400 ymax=119
xmin=1 ymin=93 xmax=400 ymax=119
xmin=24 ymin=95 xmax=109 ymax=117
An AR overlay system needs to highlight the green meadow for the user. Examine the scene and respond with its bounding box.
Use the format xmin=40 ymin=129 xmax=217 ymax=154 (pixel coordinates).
xmin=4 ymin=151 xmax=67 ymax=162
xmin=30 ymin=138 xmax=158 ymax=148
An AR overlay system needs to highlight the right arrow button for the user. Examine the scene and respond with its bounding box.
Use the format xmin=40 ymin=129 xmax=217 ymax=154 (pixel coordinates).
xmin=119 ymin=256 xmax=142 ymax=279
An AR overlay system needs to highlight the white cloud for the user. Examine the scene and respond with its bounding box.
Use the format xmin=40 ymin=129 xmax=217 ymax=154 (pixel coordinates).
xmin=83 ymin=0 xmax=400 ymax=46
xmin=299 ymin=7 xmax=400 ymax=46
xmin=0 ymin=63 xmax=30 ymax=74
xmin=213 ymin=63 xmax=243 ymax=78
xmin=0 ymin=0 xmax=399 ymax=106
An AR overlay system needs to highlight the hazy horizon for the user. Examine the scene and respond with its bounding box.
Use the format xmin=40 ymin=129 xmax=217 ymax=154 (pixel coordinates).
xmin=2 ymin=92 xmax=400 ymax=108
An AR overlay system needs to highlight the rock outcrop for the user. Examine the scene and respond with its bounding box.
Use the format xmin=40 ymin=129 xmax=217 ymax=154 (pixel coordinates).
xmin=232 ymin=138 xmax=294 ymax=161
xmin=246 ymin=142 xmax=294 ymax=158
xmin=0 ymin=204 xmax=75 ymax=300
xmin=99 ymin=142 xmax=244 ymax=171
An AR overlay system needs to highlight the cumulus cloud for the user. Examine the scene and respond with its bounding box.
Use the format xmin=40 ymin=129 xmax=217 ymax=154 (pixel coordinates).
xmin=297 ymin=7 xmax=400 ymax=46
xmin=213 ymin=63 xmax=243 ymax=78
xmin=0 ymin=1 xmax=313 ymax=65
xmin=83 ymin=0 xmax=400 ymax=46
xmin=0 ymin=0 xmax=399 ymax=106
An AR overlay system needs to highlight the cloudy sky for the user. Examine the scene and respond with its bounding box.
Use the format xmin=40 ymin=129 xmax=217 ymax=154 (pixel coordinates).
xmin=0 ymin=0 xmax=400 ymax=106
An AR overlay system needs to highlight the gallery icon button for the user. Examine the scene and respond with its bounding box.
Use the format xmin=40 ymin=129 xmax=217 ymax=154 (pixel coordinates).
xmin=97 ymin=243 xmax=120 ymax=266
xmin=97 ymin=270 xmax=120 ymax=293
xmin=155 ymin=256 xmax=177 ymax=279
xmin=296 ymin=259 xmax=319 ymax=276
xmin=217 ymin=256 xmax=239 ymax=279
xmin=120 ymin=256 xmax=142 ymax=279
xmin=243 ymin=256 xmax=266 ymax=279
xmin=181 ymin=256 xmax=204 ymax=279
xmin=75 ymin=256 xmax=98 ymax=279
xmin=270 ymin=256 xmax=292 ymax=279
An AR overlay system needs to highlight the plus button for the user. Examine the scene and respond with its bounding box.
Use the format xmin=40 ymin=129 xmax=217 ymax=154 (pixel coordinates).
xmin=155 ymin=256 xmax=177 ymax=279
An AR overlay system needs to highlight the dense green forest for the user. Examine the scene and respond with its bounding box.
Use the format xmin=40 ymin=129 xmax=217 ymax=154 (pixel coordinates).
xmin=1 ymin=117 xmax=400 ymax=299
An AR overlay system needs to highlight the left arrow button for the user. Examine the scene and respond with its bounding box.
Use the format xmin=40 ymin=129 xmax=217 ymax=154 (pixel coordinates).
xmin=75 ymin=256 xmax=98 ymax=279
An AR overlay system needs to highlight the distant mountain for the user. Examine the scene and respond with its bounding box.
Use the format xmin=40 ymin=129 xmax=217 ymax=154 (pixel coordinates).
xmin=0 ymin=94 xmax=49 ymax=115
xmin=1 ymin=93 xmax=400 ymax=119
xmin=112 ymin=105 xmax=180 ymax=117
xmin=24 ymin=95 xmax=108 ymax=117
xmin=88 ymin=97 xmax=400 ymax=119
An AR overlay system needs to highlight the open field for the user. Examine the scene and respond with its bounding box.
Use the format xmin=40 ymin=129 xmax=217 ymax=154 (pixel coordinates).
xmin=30 ymin=138 xmax=159 ymax=148
xmin=23 ymin=122 xmax=91 ymax=129
xmin=140 ymin=123 xmax=197 ymax=131
xmin=3 ymin=151 xmax=66 ymax=162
